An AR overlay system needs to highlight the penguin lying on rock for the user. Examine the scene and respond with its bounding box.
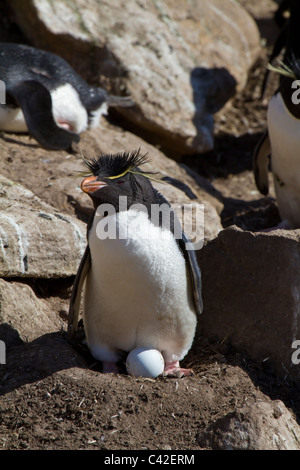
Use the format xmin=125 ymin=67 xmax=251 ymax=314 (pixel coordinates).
xmin=0 ymin=43 xmax=133 ymax=150
xmin=68 ymin=150 xmax=202 ymax=377
xmin=253 ymin=1 xmax=300 ymax=229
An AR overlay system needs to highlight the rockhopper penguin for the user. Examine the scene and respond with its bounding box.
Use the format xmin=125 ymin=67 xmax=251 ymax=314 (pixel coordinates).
xmin=253 ymin=13 xmax=300 ymax=229
xmin=0 ymin=43 xmax=133 ymax=150
xmin=68 ymin=150 xmax=202 ymax=377
xmin=260 ymin=0 xmax=300 ymax=99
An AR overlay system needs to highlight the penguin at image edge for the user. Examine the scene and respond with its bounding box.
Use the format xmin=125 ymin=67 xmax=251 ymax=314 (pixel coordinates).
xmin=68 ymin=149 xmax=203 ymax=378
xmin=0 ymin=42 xmax=133 ymax=150
xmin=253 ymin=15 xmax=300 ymax=229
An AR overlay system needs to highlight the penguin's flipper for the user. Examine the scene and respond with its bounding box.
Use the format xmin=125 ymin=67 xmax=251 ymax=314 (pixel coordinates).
xmin=6 ymin=80 xmax=80 ymax=150
xmin=68 ymin=244 xmax=91 ymax=339
xmin=253 ymin=129 xmax=271 ymax=196
xmin=179 ymin=232 xmax=203 ymax=316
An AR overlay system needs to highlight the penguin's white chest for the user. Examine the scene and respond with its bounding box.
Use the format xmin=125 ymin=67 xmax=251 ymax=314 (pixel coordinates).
xmin=268 ymin=93 xmax=300 ymax=226
xmin=83 ymin=209 xmax=197 ymax=364
xmin=50 ymin=83 xmax=88 ymax=133
xmin=0 ymin=105 xmax=28 ymax=132
xmin=0 ymin=83 xmax=89 ymax=134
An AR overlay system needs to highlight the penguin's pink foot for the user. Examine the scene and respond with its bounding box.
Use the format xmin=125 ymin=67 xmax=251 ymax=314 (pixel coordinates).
xmin=56 ymin=119 xmax=73 ymax=131
xmin=163 ymin=360 xmax=194 ymax=378
xmin=102 ymin=361 xmax=119 ymax=374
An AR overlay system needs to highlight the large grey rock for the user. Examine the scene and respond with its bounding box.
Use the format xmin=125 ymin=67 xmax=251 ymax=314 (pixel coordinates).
xmin=10 ymin=0 xmax=260 ymax=155
xmin=198 ymin=400 xmax=300 ymax=450
xmin=0 ymin=174 xmax=86 ymax=278
xmin=198 ymin=226 xmax=300 ymax=380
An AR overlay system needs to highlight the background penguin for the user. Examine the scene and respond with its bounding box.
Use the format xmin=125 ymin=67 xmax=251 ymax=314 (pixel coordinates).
xmin=260 ymin=0 xmax=300 ymax=99
xmin=0 ymin=43 xmax=133 ymax=150
xmin=68 ymin=150 xmax=202 ymax=377
xmin=253 ymin=2 xmax=300 ymax=229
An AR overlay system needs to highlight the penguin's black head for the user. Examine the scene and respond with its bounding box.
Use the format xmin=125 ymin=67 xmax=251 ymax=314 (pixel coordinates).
xmin=80 ymin=150 xmax=158 ymax=211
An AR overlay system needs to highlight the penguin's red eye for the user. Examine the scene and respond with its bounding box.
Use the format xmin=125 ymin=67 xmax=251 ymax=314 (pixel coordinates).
xmin=117 ymin=180 xmax=124 ymax=185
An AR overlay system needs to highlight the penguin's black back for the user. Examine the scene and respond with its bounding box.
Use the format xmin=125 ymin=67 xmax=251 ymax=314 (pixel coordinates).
xmin=0 ymin=43 xmax=106 ymax=109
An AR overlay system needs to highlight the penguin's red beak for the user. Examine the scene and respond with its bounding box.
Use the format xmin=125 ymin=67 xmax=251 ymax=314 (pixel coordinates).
xmin=81 ymin=176 xmax=108 ymax=194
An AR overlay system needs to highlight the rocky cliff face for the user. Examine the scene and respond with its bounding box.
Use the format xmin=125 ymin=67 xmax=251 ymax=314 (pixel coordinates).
xmin=1 ymin=0 xmax=300 ymax=451
xmin=9 ymin=0 xmax=260 ymax=154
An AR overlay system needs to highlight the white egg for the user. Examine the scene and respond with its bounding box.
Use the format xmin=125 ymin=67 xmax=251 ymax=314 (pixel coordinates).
xmin=126 ymin=348 xmax=165 ymax=378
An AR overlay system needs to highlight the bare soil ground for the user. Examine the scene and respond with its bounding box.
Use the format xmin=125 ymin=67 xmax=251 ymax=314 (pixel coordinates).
xmin=1 ymin=0 xmax=299 ymax=452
